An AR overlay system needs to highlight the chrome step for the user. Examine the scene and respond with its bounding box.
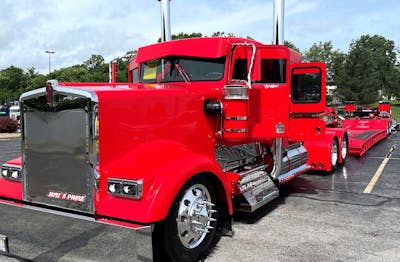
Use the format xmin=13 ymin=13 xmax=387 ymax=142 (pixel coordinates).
xmin=234 ymin=165 xmax=279 ymax=212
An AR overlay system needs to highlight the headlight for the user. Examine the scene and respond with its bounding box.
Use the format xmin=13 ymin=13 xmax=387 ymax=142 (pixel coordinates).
xmin=107 ymin=178 xmax=143 ymax=199
xmin=1 ymin=165 xmax=22 ymax=181
xmin=1 ymin=169 xmax=8 ymax=177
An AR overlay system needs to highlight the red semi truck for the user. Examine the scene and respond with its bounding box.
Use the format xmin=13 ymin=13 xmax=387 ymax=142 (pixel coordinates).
xmin=0 ymin=36 xmax=349 ymax=261
xmin=0 ymin=2 xmax=353 ymax=262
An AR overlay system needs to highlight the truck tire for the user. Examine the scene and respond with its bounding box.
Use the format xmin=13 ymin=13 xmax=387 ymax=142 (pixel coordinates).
xmin=156 ymin=176 xmax=218 ymax=262
xmin=330 ymin=137 xmax=339 ymax=171
xmin=339 ymin=134 xmax=348 ymax=166
xmin=387 ymin=122 xmax=391 ymax=136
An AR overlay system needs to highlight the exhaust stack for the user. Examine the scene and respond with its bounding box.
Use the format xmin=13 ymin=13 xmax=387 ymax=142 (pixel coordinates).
xmin=109 ymin=60 xmax=117 ymax=83
xmin=159 ymin=0 xmax=171 ymax=42
xmin=273 ymin=0 xmax=284 ymax=45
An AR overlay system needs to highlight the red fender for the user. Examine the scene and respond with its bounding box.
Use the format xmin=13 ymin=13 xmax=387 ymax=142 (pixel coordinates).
xmin=96 ymin=140 xmax=231 ymax=223
xmin=144 ymin=151 xmax=231 ymax=222
xmin=304 ymin=132 xmax=337 ymax=172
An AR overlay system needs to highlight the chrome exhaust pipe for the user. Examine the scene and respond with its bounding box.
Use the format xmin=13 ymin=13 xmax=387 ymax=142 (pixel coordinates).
xmin=159 ymin=0 xmax=171 ymax=42
xmin=273 ymin=0 xmax=284 ymax=45
xmin=270 ymin=138 xmax=283 ymax=180
xmin=109 ymin=60 xmax=117 ymax=83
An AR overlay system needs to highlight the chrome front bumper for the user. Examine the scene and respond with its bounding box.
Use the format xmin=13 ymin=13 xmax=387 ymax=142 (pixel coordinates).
xmin=0 ymin=200 xmax=153 ymax=262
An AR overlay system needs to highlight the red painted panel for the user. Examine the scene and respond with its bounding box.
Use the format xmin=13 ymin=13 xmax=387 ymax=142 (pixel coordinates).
xmin=91 ymin=86 xmax=232 ymax=223
xmin=0 ymin=157 xmax=23 ymax=200
xmin=0 ymin=178 xmax=23 ymax=200
xmin=249 ymin=84 xmax=289 ymax=139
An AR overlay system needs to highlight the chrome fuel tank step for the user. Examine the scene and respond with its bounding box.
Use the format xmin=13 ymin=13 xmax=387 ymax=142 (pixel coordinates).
xmin=278 ymin=143 xmax=309 ymax=184
xmin=234 ymin=165 xmax=279 ymax=212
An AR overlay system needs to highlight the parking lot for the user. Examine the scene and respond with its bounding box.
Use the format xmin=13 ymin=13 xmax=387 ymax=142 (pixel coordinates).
xmin=1 ymin=133 xmax=399 ymax=261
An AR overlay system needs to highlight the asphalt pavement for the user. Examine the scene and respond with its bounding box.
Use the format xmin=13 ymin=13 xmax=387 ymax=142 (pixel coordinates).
xmin=0 ymin=133 xmax=399 ymax=261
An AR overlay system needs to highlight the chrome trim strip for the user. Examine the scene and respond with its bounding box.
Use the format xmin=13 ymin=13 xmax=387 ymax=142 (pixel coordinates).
xmin=278 ymin=163 xmax=308 ymax=183
xmin=1 ymin=164 xmax=22 ymax=170
xmin=223 ymin=95 xmax=249 ymax=100
xmin=225 ymin=116 xmax=248 ymax=121
xmin=225 ymin=128 xmax=248 ymax=133
xmin=19 ymin=87 xmax=46 ymax=102
xmin=25 ymin=204 xmax=96 ymax=222
xmin=20 ymin=86 xmax=98 ymax=103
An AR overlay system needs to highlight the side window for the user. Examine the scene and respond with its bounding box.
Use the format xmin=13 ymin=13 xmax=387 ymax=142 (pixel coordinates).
xmin=131 ymin=68 xmax=139 ymax=83
xmin=141 ymin=59 xmax=161 ymax=82
xmin=232 ymin=59 xmax=248 ymax=80
xmin=291 ymin=67 xmax=322 ymax=103
xmin=260 ymin=59 xmax=286 ymax=83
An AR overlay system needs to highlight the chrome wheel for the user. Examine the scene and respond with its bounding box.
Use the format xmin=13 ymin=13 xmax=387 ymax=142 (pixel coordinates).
xmin=177 ymin=184 xmax=217 ymax=249
xmin=331 ymin=138 xmax=338 ymax=168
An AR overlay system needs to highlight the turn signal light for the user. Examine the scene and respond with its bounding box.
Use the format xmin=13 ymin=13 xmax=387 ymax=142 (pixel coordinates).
xmin=223 ymin=85 xmax=249 ymax=100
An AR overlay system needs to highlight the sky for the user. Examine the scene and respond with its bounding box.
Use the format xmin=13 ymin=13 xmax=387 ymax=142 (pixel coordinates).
xmin=1 ymin=0 xmax=399 ymax=74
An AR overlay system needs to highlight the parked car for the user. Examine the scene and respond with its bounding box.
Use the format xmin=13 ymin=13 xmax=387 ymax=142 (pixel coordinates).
xmin=9 ymin=105 xmax=20 ymax=121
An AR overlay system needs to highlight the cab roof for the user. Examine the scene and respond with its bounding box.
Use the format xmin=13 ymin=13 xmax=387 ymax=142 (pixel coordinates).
xmin=135 ymin=37 xmax=263 ymax=62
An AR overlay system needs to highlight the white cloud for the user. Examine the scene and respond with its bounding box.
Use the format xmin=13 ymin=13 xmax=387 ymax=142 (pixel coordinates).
xmin=0 ymin=0 xmax=399 ymax=74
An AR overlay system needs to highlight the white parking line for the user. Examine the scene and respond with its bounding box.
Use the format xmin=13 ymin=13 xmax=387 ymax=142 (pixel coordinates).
xmin=363 ymin=158 xmax=390 ymax=194
xmin=363 ymin=145 xmax=396 ymax=194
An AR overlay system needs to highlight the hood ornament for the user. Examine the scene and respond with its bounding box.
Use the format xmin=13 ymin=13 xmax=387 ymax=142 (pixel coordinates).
xmin=46 ymin=80 xmax=58 ymax=106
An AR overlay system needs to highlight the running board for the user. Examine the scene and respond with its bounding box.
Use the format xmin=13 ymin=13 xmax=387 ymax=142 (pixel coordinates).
xmin=234 ymin=165 xmax=279 ymax=212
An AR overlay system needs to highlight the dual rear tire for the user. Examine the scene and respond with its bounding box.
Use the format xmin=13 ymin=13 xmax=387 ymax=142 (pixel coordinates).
xmin=331 ymin=134 xmax=348 ymax=172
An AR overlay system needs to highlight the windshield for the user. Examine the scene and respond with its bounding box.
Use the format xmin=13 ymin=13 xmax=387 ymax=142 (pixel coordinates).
xmin=140 ymin=56 xmax=225 ymax=83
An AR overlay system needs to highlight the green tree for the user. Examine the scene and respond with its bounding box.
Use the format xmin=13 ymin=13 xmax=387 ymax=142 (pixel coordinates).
xmin=284 ymin=40 xmax=300 ymax=53
xmin=27 ymin=74 xmax=47 ymax=91
xmin=303 ymin=41 xmax=345 ymax=85
xmin=212 ymin=31 xmax=225 ymax=37
xmin=83 ymin=54 xmax=109 ymax=82
xmin=386 ymin=64 xmax=400 ymax=99
xmin=25 ymin=67 xmax=47 ymax=91
xmin=84 ymin=54 xmax=105 ymax=72
xmin=157 ymin=32 xmax=203 ymax=42
xmin=0 ymin=66 xmax=28 ymax=103
xmin=52 ymin=64 xmax=90 ymax=82
xmin=336 ymin=35 xmax=397 ymax=104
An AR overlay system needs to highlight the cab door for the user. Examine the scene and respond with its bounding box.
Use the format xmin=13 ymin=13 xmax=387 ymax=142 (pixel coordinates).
xmin=288 ymin=62 xmax=326 ymax=141
xmin=290 ymin=62 xmax=326 ymax=113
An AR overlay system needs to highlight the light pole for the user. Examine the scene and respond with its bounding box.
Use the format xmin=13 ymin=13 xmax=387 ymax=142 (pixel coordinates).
xmin=45 ymin=50 xmax=55 ymax=74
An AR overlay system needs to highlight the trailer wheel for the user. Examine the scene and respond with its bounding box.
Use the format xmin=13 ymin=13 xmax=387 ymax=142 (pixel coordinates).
xmin=330 ymin=137 xmax=339 ymax=171
xmin=339 ymin=134 xmax=348 ymax=166
xmin=158 ymin=176 xmax=218 ymax=262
